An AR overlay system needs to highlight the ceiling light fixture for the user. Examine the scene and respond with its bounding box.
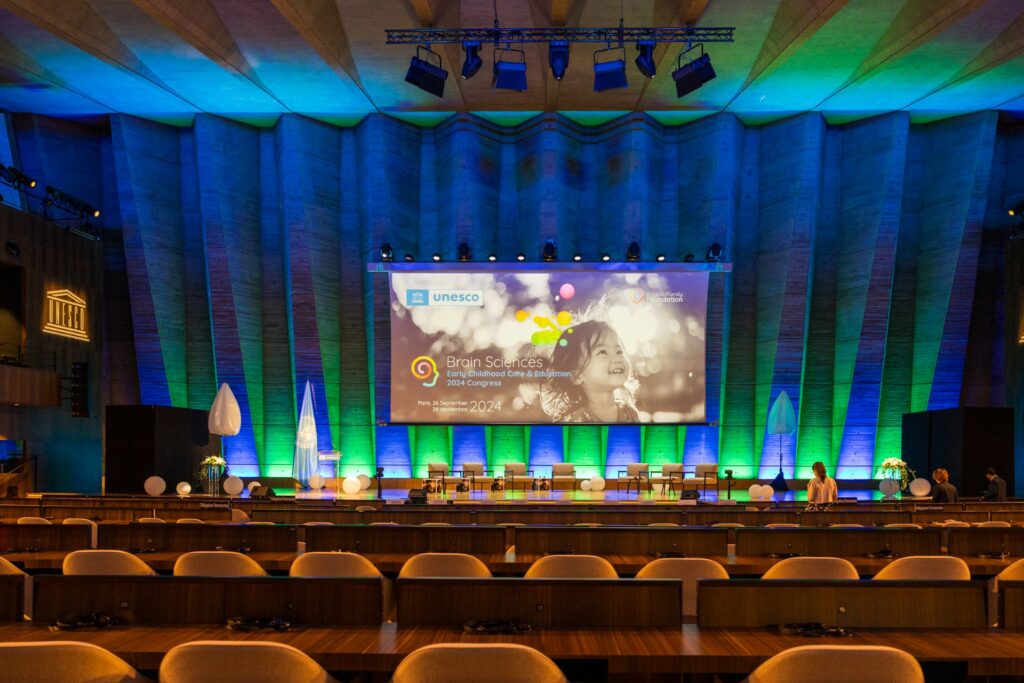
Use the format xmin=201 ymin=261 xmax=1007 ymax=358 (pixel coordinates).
xmin=405 ymin=45 xmax=448 ymax=97
xmin=461 ymin=41 xmax=483 ymax=79
xmin=672 ymin=43 xmax=716 ymax=99
xmin=634 ymin=40 xmax=656 ymax=78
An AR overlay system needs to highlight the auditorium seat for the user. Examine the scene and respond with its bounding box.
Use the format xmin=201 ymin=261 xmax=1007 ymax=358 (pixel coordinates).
xmin=420 ymin=522 xmax=451 ymax=526
xmin=979 ymin=521 xmax=1012 ymax=528
xmin=245 ymin=521 xmax=275 ymax=525
xmin=173 ymin=551 xmax=267 ymax=577
xmin=62 ymin=517 xmax=98 ymax=547
xmin=370 ymin=522 xmax=399 ymax=526
xmin=63 ymin=550 xmax=156 ymax=576
xmin=829 ymin=524 xmax=863 ymax=528
xmin=939 ymin=520 xmax=970 ymax=527
xmin=0 ymin=641 xmax=152 ymax=683
xmin=747 ymin=645 xmax=923 ymax=683
xmin=161 ymin=641 xmax=337 ymax=683
xmin=884 ymin=523 xmax=922 ymax=529
xmin=398 ymin=553 xmax=492 ymax=578
xmin=302 ymin=521 xmax=333 ymax=526
xmin=0 ymin=556 xmax=23 ymax=575
xmin=230 ymin=509 xmax=250 ymax=522
xmin=524 ymin=554 xmax=617 ymax=579
xmin=994 ymin=558 xmax=1024 ymax=587
xmin=176 ymin=518 xmax=204 ymax=524
xmin=573 ymin=522 xmax=601 ymax=527
xmin=136 ymin=517 xmax=165 ymax=523
xmin=635 ymin=557 xmax=728 ymax=617
xmin=711 ymin=522 xmax=744 ymax=528
xmin=16 ymin=517 xmax=50 ymax=525
xmin=873 ymin=556 xmax=970 ymax=581
xmin=551 ymin=463 xmax=577 ymax=491
xmin=391 ymin=644 xmax=567 ymax=683
xmin=761 ymin=557 xmax=859 ymax=580
xmin=765 ymin=523 xmax=800 ymax=528
xmin=648 ymin=522 xmax=680 ymax=527
xmin=290 ymin=552 xmax=381 ymax=578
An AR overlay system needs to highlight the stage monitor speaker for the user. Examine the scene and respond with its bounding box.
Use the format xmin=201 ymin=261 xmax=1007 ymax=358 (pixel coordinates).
xmin=902 ymin=408 xmax=1014 ymax=496
xmin=250 ymin=485 xmax=273 ymax=499
xmin=406 ymin=488 xmax=427 ymax=504
xmin=104 ymin=406 xmax=220 ymax=495
xmin=680 ymin=490 xmax=700 ymax=500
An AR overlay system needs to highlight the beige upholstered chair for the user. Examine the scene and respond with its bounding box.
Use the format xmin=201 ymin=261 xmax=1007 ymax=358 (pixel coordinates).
xmin=747 ymin=645 xmax=923 ymax=683
xmin=873 ymin=556 xmax=970 ymax=581
xmin=992 ymin=558 xmax=1024 ymax=625
xmin=616 ymin=463 xmax=650 ymax=494
xmin=161 ymin=641 xmax=337 ymax=683
xmin=176 ymin=518 xmax=204 ymax=524
xmin=173 ymin=551 xmax=267 ymax=577
xmin=398 ymin=553 xmax=492 ymax=578
xmin=940 ymin=520 xmax=970 ymax=527
xmin=765 ymin=523 xmax=800 ymax=528
xmin=290 ymin=552 xmax=381 ymax=578
xmin=0 ymin=556 xmax=23 ymax=575
xmin=136 ymin=517 xmax=165 ymax=523
xmin=762 ymin=557 xmax=859 ymax=580
xmin=370 ymin=521 xmax=400 ymax=526
xmin=63 ymin=550 xmax=156 ymax=576
xmin=979 ymin=521 xmax=1012 ymax=528
xmin=420 ymin=522 xmax=451 ymax=526
xmin=524 ymin=554 xmax=617 ymax=579
xmin=16 ymin=517 xmax=50 ymax=525
xmin=694 ymin=463 xmax=719 ymax=497
xmin=648 ymin=522 xmax=680 ymax=527
xmin=460 ymin=462 xmax=493 ymax=491
xmin=391 ymin=644 xmax=567 ymax=683
xmin=426 ymin=462 xmax=449 ymax=492
xmin=0 ymin=641 xmax=152 ymax=683
xmin=230 ymin=508 xmax=250 ymax=522
xmin=636 ymin=557 xmax=728 ymax=617
xmin=884 ymin=523 xmax=922 ymax=529
xmin=503 ymin=462 xmax=530 ymax=490
xmin=653 ymin=463 xmax=684 ymax=496
xmin=62 ymin=517 xmax=98 ymax=547
xmin=551 ymin=463 xmax=577 ymax=491
xmin=573 ymin=522 xmax=601 ymax=527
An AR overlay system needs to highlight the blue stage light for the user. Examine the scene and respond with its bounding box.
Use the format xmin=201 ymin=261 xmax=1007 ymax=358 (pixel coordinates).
xmin=405 ymin=46 xmax=448 ymax=97
xmin=548 ymin=41 xmax=569 ymax=80
xmin=462 ymin=41 xmax=482 ymax=79
xmin=593 ymin=47 xmax=627 ymax=92
xmin=635 ymin=40 xmax=656 ymax=78
xmin=673 ymin=45 xmax=715 ymax=99
xmin=493 ymin=48 xmax=528 ymax=90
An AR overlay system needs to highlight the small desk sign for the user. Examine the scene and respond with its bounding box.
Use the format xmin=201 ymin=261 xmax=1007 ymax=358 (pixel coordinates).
xmin=43 ymin=289 xmax=89 ymax=341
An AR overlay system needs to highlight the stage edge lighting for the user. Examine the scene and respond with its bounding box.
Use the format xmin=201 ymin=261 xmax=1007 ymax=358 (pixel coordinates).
xmin=380 ymin=242 xmax=394 ymax=262
xmin=457 ymin=242 xmax=472 ymax=261
xmin=706 ymin=242 xmax=722 ymax=262
xmin=542 ymin=240 xmax=557 ymax=261
xmin=626 ymin=241 xmax=640 ymax=261
xmin=549 ymin=41 xmax=569 ymax=80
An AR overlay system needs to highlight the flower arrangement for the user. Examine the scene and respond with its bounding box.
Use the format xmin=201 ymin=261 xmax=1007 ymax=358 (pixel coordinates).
xmin=880 ymin=457 xmax=915 ymax=492
xmin=199 ymin=455 xmax=227 ymax=468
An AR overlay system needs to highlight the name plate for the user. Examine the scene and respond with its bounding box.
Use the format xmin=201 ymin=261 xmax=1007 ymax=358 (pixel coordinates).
xmin=915 ymin=505 xmax=943 ymax=511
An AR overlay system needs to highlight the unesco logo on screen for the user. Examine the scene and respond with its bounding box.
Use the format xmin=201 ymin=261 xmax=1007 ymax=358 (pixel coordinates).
xmin=405 ymin=289 xmax=484 ymax=307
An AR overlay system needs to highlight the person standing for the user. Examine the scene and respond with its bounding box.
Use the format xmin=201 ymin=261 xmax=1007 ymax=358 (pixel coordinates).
xmin=981 ymin=468 xmax=1007 ymax=502
xmin=930 ymin=468 xmax=958 ymax=503
xmin=807 ymin=461 xmax=838 ymax=504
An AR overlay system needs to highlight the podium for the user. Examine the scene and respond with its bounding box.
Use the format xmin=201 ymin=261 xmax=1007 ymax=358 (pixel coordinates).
xmin=319 ymin=451 xmax=341 ymax=495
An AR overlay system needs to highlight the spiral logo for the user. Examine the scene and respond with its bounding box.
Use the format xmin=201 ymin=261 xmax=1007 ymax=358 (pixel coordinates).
xmin=410 ymin=355 xmax=439 ymax=388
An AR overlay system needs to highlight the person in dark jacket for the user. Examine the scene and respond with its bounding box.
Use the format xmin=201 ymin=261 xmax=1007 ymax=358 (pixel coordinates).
xmin=981 ymin=468 xmax=1007 ymax=502
xmin=930 ymin=468 xmax=958 ymax=503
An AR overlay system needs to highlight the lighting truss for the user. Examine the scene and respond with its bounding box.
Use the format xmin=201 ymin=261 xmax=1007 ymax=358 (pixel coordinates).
xmin=385 ymin=26 xmax=734 ymax=45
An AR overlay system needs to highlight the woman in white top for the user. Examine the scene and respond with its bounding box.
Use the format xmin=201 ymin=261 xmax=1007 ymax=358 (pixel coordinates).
xmin=806 ymin=461 xmax=838 ymax=504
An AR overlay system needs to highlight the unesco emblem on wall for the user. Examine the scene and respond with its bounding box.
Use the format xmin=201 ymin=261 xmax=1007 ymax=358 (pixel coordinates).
xmin=43 ymin=289 xmax=89 ymax=341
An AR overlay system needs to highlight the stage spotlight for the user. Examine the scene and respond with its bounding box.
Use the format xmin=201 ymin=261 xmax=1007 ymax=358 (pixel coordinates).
xmin=405 ymin=46 xmax=448 ymax=98
xmin=461 ymin=41 xmax=483 ymax=79
xmin=1011 ymin=208 xmax=1016 ymax=217
xmin=634 ymin=40 xmax=656 ymax=78
xmin=404 ymin=253 xmax=415 ymax=262
xmin=542 ymin=240 xmax=557 ymax=261
xmin=572 ymin=253 xmax=583 ymax=262
xmin=494 ymin=48 xmax=528 ymax=90
xmin=516 ymin=253 xmax=526 ymax=262
xmin=684 ymin=253 xmax=695 ymax=262
xmin=594 ymin=46 xmax=628 ymax=92
xmin=626 ymin=242 xmax=640 ymax=261
xmin=380 ymin=242 xmax=394 ymax=262
xmin=89 ymin=207 xmax=100 ymax=219
xmin=487 ymin=253 xmax=497 ymax=262
xmin=600 ymin=253 xmax=611 ymax=262
xmin=672 ymin=44 xmax=715 ymax=99
xmin=3 ymin=166 xmax=36 ymax=189
xmin=656 ymin=254 xmax=666 ymax=262
xmin=549 ymin=41 xmax=569 ymax=80
xmin=706 ymin=242 xmax=722 ymax=262
xmin=457 ymin=242 xmax=472 ymax=261
xmin=432 ymin=253 xmax=442 ymax=262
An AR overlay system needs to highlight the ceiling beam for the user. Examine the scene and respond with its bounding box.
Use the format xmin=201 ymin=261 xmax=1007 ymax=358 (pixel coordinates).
xmin=680 ymin=0 xmax=711 ymax=26
xmin=408 ymin=0 xmax=443 ymax=27
xmin=551 ymin=0 xmax=571 ymax=26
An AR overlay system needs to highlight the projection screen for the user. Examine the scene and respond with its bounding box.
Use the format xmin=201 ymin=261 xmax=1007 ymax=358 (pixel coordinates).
xmin=388 ymin=268 xmax=708 ymax=424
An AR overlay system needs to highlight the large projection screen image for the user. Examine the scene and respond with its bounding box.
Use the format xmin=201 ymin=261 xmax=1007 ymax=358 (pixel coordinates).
xmin=389 ymin=269 xmax=708 ymax=425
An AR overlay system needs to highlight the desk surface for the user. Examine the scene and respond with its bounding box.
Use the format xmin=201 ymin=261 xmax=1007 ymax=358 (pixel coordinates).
xmin=0 ymin=624 xmax=1022 ymax=675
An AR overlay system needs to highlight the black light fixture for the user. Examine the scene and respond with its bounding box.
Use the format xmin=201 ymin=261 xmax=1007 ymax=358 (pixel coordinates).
xmin=634 ymin=40 xmax=656 ymax=78
xmin=655 ymin=254 xmax=666 ymax=262
xmin=572 ymin=253 xmax=583 ymax=262
xmin=380 ymin=242 xmax=394 ymax=262
xmin=549 ymin=41 xmax=569 ymax=80
xmin=432 ymin=253 xmax=442 ymax=262
xmin=457 ymin=242 xmax=472 ymax=261
xmin=487 ymin=253 xmax=497 ymax=262
xmin=405 ymin=46 xmax=448 ymax=97
xmin=672 ymin=44 xmax=715 ymax=99
xmin=516 ymin=253 xmax=526 ymax=262
xmin=494 ymin=47 xmax=528 ymax=90
xmin=626 ymin=241 xmax=640 ymax=261
xmin=706 ymin=242 xmax=722 ymax=262
xmin=461 ymin=41 xmax=483 ymax=79
xmin=542 ymin=240 xmax=557 ymax=261
xmin=0 ymin=165 xmax=36 ymax=189
xmin=600 ymin=253 xmax=611 ymax=262
xmin=593 ymin=46 xmax=628 ymax=91
xmin=404 ymin=253 xmax=415 ymax=262
xmin=683 ymin=253 xmax=695 ymax=262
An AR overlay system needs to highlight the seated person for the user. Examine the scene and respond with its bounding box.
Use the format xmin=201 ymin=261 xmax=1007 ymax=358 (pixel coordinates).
xmin=930 ymin=468 xmax=957 ymax=503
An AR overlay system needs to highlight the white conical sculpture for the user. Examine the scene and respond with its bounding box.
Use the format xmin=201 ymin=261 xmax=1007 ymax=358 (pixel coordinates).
xmin=292 ymin=381 xmax=319 ymax=487
xmin=208 ymin=383 xmax=242 ymax=436
xmin=766 ymin=390 xmax=796 ymax=493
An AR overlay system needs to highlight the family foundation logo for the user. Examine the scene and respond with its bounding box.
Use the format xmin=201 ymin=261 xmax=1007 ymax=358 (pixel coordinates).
xmin=411 ymin=355 xmax=439 ymax=387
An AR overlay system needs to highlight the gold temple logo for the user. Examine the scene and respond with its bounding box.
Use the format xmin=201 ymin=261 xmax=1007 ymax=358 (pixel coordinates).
xmin=43 ymin=289 xmax=89 ymax=341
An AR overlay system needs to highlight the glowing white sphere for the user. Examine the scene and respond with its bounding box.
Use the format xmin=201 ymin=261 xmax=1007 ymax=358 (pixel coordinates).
xmin=144 ymin=476 xmax=166 ymax=497
xmin=309 ymin=474 xmax=324 ymax=490
xmin=589 ymin=476 xmax=606 ymax=492
xmin=223 ymin=476 xmax=244 ymax=496
xmin=748 ymin=484 xmax=761 ymax=499
xmin=908 ymin=478 xmax=931 ymax=497
xmin=175 ymin=481 xmax=192 ymax=496
xmin=342 ymin=476 xmax=362 ymax=495
xmin=580 ymin=479 xmax=592 ymax=491
xmin=879 ymin=479 xmax=899 ymax=496
xmin=358 ymin=474 xmax=371 ymax=490
xmin=759 ymin=485 xmax=775 ymax=500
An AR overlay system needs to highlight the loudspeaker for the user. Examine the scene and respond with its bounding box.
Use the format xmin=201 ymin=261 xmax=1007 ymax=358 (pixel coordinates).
xmin=680 ymin=490 xmax=700 ymax=500
xmin=406 ymin=488 xmax=427 ymax=504
xmin=250 ymin=485 xmax=273 ymax=499
xmin=104 ymin=406 xmax=220 ymax=494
